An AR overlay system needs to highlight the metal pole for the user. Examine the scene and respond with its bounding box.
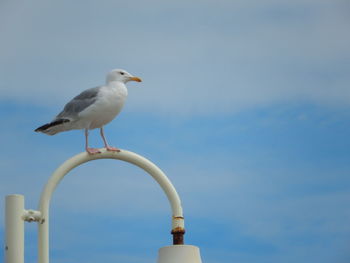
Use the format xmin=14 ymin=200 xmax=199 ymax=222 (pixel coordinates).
xmin=37 ymin=149 xmax=185 ymax=263
xmin=5 ymin=194 xmax=25 ymax=263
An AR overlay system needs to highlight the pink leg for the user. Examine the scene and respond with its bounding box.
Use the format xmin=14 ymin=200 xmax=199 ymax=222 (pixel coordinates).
xmin=85 ymin=129 xmax=101 ymax=154
xmin=100 ymin=127 xmax=120 ymax=152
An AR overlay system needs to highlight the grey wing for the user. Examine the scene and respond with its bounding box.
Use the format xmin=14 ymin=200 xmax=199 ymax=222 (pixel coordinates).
xmin=56 ymin=86 xmax=101 ymax=119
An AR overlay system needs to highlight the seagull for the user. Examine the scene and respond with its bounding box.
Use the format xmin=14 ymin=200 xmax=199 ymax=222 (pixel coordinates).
xmin=35 ymin=69 xmax=142 ymax=154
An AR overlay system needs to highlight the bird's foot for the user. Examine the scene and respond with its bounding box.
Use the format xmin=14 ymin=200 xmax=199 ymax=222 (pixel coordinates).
xmin=86 ymin=148 xmax=101 ymax=155
xmin=106 ymin=146 xmax=121 ymax=152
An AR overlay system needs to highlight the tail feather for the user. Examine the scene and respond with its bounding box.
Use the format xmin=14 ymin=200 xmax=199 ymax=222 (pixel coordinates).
xmin=35 ymin=119 xmax=70 ymax=135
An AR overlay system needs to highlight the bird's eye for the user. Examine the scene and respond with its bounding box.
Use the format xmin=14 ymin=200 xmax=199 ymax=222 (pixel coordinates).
xmin=120 ymin=72 xmax=125 ymax=75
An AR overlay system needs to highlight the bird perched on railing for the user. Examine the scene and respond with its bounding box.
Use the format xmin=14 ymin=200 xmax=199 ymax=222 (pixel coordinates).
xmin=35 ymin=69 xmax=142 ymax=154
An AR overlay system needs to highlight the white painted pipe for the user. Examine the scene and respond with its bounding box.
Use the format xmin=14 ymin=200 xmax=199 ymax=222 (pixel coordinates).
xmin=37 ymin=149 xmax=184 ymax=263
xmin=5 ymin=194 xmax=25 ymax=263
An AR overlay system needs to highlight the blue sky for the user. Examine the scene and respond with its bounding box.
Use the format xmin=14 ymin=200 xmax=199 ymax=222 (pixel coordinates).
xmin=1 ymin=0 xmax=350 ymax=262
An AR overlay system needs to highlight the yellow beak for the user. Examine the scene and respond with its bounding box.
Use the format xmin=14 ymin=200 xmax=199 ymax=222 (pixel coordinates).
xmin=129 ymin=76 xmax=142 ymax=82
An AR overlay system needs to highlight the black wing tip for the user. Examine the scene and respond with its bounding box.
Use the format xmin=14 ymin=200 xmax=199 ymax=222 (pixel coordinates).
xmin=34 ymin=119 xmax=70 ymax=132
xmin=34 ymin=124 xmax=49 ymax=132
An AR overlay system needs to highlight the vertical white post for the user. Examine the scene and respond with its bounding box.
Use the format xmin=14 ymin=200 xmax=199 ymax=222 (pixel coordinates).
xmin=5 ymin=194 xmax=25 ymax=263
xmin=38 ymin=216 xmax=48 ymax=263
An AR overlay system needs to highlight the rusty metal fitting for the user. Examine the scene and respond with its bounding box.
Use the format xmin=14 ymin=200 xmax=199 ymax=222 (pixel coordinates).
xmin=171 ymin=228 xmax=186 ymax=245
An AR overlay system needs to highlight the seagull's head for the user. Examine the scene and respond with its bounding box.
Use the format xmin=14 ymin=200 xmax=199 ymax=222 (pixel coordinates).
xmin=106 ymin=69 xmax=142 ymax=84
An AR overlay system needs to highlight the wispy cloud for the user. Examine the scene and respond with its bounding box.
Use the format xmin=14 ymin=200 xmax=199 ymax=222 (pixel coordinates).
xmin=0 ymin=0 xmax=349 ymax=115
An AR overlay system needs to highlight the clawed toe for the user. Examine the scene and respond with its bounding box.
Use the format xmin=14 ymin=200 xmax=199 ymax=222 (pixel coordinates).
xmin=86 ymin=148 xmax=101 ymax=154
xmin=106 ymin=146 xmax=121 ymax=152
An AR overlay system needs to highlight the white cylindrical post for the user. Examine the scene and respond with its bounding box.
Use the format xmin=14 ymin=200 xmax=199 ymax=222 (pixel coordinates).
xmin=5 ymin=194 xmax=25 ymax=263
xmin=157 ymin=245 xmax=202 ymax=263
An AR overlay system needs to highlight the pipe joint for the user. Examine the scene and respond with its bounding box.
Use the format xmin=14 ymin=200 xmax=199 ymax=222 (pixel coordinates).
xmin=23 ymin=210 xmax=43 ymax=223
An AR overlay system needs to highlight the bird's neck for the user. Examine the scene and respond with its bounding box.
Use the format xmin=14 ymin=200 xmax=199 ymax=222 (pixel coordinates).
xmin=106 ymin=81 xmax=128 ymax=96
xmin=107 ymin=81 xmax=126 ymax=88
xmin=107 ymin=79 xmax=124 ymax=84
